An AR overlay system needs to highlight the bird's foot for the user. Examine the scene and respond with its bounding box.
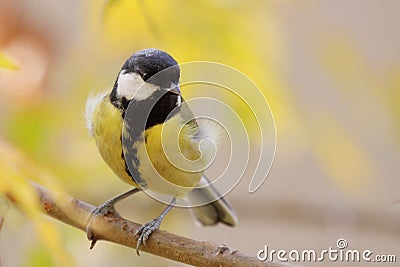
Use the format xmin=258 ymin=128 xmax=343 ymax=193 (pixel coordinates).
xmin=86 ymin=201 xmax=118 ymax=249
xmin=134 ymin=216 xmax=162 ymax=255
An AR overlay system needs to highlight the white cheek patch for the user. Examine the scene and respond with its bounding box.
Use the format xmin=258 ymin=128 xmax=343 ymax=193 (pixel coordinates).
xmin=117 ymin=71 xmax=159 ymax=101
xmin=177 ymin=95 xmax=182 ymax=106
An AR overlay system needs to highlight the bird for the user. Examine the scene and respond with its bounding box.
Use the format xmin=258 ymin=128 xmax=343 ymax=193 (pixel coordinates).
xmin=85 ymin=48 xmax=237 ymax=255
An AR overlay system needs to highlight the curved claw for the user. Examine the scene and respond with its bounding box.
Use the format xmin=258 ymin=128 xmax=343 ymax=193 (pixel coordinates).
xmin=135 ymin=218 xmax=162 ymax=256
xmin=85 ymin=202 xmax=117 ymax=248
xmin=84 ymin=189 xmax=141 ymax=249
xmin=134 ymin=197 xmax=175 ymax=255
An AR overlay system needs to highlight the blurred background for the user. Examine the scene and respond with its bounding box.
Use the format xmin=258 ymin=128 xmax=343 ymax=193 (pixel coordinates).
xmin=0 ymin=0 xmax=399 ymax=266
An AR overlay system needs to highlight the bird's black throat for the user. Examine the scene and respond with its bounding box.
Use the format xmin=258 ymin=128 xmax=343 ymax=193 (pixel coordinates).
xmin=142 ymin=90 xmax=181 ymax=130
xmin=111 ymin=89 xmax=181 ymax=132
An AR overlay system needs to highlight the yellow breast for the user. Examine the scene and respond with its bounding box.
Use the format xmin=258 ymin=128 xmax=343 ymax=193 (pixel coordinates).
xmin=91 ymin=96 xmax=138 ymax=187
xmin=133 ymin=114 xmax=210 ymax=198
xmin=89 ymin=95 xmax=212 ymax=198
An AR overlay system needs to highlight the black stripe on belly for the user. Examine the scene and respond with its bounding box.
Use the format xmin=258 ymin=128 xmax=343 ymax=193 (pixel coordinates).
xmin=119 ymin=138 xmax=147 ymax=188
xmin=120 ymin=90 xmax=181 ymax=188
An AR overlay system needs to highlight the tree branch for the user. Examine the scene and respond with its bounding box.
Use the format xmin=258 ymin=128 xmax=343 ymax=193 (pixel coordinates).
xmin=22 ymin=182 xmax=298 ymax=267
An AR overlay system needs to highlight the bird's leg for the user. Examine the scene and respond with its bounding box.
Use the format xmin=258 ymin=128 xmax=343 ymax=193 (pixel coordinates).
xmin=86 ymin=188 xmax=140 ymax=249
xmin=135 ymin=197 xmax=176 ymax=255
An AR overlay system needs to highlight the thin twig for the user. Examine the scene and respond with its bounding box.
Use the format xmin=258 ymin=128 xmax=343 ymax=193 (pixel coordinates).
xmin=17 ymin=182 xmax=299 ymax=267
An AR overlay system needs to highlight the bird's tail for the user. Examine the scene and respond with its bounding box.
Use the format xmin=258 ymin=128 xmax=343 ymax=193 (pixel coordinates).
xmin=187 ymin=176 xmax=238 ymax=227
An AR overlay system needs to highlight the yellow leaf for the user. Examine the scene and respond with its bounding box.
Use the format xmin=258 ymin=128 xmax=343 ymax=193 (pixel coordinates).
xmin=0 ymin=51 xmax=19 ymax=70
xmin=0 ymin=139 xmax=74 ymax=267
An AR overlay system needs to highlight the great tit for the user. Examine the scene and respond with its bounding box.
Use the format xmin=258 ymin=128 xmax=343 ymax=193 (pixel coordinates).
xmin=85 ymin=48 xmax=237 ymax=255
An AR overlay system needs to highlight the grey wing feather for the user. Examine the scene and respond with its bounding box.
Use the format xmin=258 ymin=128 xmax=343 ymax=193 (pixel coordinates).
xmin=187 ymin=176 xmax=238 ymax=227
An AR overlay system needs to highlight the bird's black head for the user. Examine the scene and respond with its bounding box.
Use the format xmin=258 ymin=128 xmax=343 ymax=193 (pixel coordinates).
xmin=110 ymin=49 xmax=183 ymax=129
xmin=110 ymin=48 xmax=181 ymax=108
xmin=122 ymin=48 xmax=180 ymax=86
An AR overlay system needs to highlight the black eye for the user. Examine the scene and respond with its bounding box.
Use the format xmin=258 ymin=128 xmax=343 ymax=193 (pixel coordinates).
xmin=141 ymin=73 xmax=150 ymax=81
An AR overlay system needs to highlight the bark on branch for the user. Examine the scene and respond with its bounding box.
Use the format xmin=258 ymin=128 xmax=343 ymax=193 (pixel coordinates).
xmin=22 ymin=182 xmax=299 ymax=267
